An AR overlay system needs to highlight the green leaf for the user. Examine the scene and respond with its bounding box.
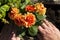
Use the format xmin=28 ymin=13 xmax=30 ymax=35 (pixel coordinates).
xmin=20 ymin=3 xmax=26 ymax=9
xmin=0 ymin=5 xmax=10 ymax=11
xmin=21 ymin=0 xmax=31 ymax=9
xmin=28 ymin=25 xmax=38 ymax=36
xmin=2 ymin=18 xmax=9 ymax=24
xmin=0 ymin=8 xmax=6 ymax=18
xmin=0 ymin=14 xmax=2 ymax=19
xmin=0 ymin=0 xmax=8 ymax=5
xmin=0 ymin=4 xmax=10 ymax=23
xmin=0 ymin=5 xmax=10 ymax=18
xmin=16 ymin=27 xmax=26 ymax=37
xmin=8 ymin=0 xmax=21 ymax=8
xmin=25 ymin=0 xmax=31 ymax=4
xmin=18 ymin=35 xmax=24 ymax=40
xmin=0 ymin=2 xmax=1 ymax=6
xmin=19 ymin=31 xmax=25 ymax=37
xmin=14 ymin=0 xmax=21 ymax=8
xmin=35 ymin=12 xmax=46 ymax=21
xmin=8 ymin=0 xmax=16 ymax=3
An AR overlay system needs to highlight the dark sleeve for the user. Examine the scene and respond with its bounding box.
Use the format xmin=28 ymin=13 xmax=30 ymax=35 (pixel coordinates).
xmin=0 ymin=24 xmax=17 ymax=40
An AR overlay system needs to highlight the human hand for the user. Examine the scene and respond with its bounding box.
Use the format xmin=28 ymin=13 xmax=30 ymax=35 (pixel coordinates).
xmin=38 ymin=19 xmax=60 ymax=40
xmin=11 ymin=33 xmax=20 ymax=40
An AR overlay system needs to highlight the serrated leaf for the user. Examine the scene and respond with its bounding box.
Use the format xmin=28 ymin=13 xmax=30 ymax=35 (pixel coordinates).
xmin=0 ymin=5 xmax=10 ymax=18
xmin=0 ymin=9 xmax=6 ymax=18
xmin=0 ymin=0 xmax=8 ymax=5
xmin=14 ymin=0 xmax=21 ymax=8
xmin=21 ymin=3 xmax=26 ymax=9
xmin=21 ymin=0 xmax=31 ymax=9
xmin=25 ymin=0 xmax=31 ymax=4
xmin=0 ymin=5 xmax=10 ymax=11
xmin=0 ymin=14 xmax=2 ymax=19
xmin=2 ymin=18 xmax=9 ymax=24
xmin=28 ymin=25 xmax=38 ymax=36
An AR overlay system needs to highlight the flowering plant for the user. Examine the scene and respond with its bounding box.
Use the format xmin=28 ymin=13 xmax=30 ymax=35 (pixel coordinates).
xmin=0 ymin=0 xmax=46 ymax=39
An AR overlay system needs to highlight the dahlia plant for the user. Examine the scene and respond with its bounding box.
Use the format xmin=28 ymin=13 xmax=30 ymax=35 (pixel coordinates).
xmin=0 ymin=0 xmax=46 ymax=39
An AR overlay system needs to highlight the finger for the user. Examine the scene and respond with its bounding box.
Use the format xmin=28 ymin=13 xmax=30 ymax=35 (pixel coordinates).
xmin=16 ymin=37 xmax=20 ymax=40
xmin=49 ymin=22 xmax=60 ymax=32
xmin=38 ymin=26 xmax=45 ymax=34
xmin=49 ymin=22 xmax=56 ymax=29
xmin=11 ymin=34 xmax=16 ymax=40
xmin=41 ymin=23 xmax=48 ymax=29
xmin=42 ymin=22 xmax=54 ymax=33
xmin=13 ymin=34 xmax=16 ymax=37
xmin=11 ymin=37 xmax=16 ymax=40
xmin=43 ymin=19 xmax=53 ymax=28
xmin=44 ymin=28 xmax=52 ymax=34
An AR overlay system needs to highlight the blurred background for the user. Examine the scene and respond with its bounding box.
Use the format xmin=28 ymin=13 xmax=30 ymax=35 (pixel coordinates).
xmin=0 ymin=0 xmax=60 ymax=32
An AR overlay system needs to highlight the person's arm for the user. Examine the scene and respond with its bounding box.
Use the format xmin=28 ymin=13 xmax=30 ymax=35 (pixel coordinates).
xmin=38 ymin=19 xmax=60 ymax=40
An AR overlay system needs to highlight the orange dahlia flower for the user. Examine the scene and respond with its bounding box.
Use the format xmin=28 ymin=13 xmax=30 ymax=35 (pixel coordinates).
xmin=8 ymin=8 xmax=19 ymax=20
xmin=8 ymin=12 xmax=16 ymax=20
xmin=11 ymin=7 xmax=19 ymax=14
xmin=25 ymin=5 xmax=36 ymax=12
xmin=39 ymin=7 xmax=46 ymax=15
xmin=35 ymin=3 xmax=46 ymax=15
xmin=24 ymin=12 xmax=36 ymax=28
xmin=14 ymin=14 xmax=26 ymax=26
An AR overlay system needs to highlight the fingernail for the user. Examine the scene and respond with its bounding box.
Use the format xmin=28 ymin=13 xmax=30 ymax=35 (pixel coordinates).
xmin=38 ymin=26 xmax=43 ymax=30
xmin=44 ymin=19 xmax=49 ymax=23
